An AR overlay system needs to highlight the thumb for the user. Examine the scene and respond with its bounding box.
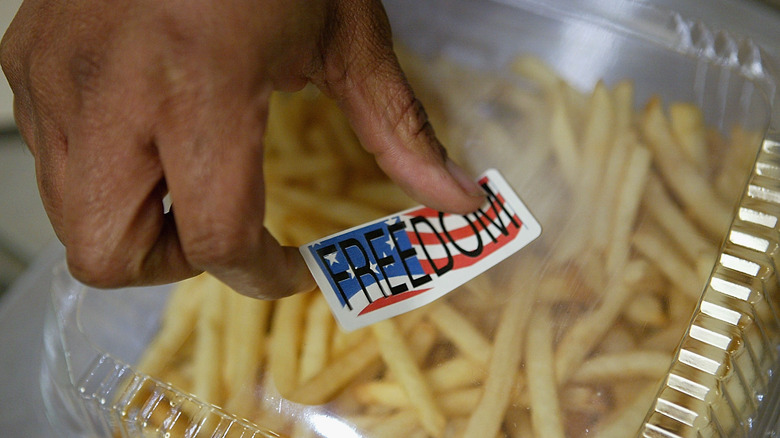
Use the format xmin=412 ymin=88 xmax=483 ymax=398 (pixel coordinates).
xmin=315 ymin=0 xmax=484 ymax=214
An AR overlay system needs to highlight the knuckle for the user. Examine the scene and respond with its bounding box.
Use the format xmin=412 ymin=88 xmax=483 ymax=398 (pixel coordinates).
xmin=181 ymin=222 xmax=258 ymax=271
xmin=391 ymin=90 xmax=441 ymax=157
xmin=66 ymin=245 xmax=140 ymax=288
xmin=68 ymin=49 xmax=106 ymax=93
xmin=394 ymin=93 xmax=429 ymax=138
xmin=0 ymin=20 xmax=25 ymax=84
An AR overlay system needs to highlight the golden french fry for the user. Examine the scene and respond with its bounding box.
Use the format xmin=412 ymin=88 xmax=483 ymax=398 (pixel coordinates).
xmin=562 ymin=385 xmax=610 ymax=415
xmin=716 ymin=125 xmax=763 ymax=201
xmin=298 ymin=293 xmax=333 ymax=383
xmin=331 ymin=325 xmax=370 ymax=357
xmin=596 ymin=381 xmax=661 ymax=438
xmin=606 ymin=143 xmax=652 ymax=273
xmin=596 ymin=324 xmax=637 ymax=354
xmin=289 ymin=340 xmax=380 ymax=405
xmin=427 ymin=301 xmax=491 ymax=367
xmin=632 ymin=228 xmax=702 ymax=300
xmin=223 ymin=294 xmax=271 ymax=417
xmin=526 ymin=310 xmax=566 ymax=438
xmin=353 ymin=381 xmax=482 ymax=418
xmin=579 ymin=81 xmax=615 ymax=196
xmin=640 ymin=96 xmax=732 ymax=237
xmin=407 ymin=321 xmax=439 ymax=365
xmin=425 ymin=356 xmax=485 ymax=392
xmin=555 ymin=260 xmax=642 ymax=383
xmin=592 ymin=132 xmax=635 ymax=251
xmin=369 ymin=410 xmax=421 ymax=438
xmin=643 ymin=175 xmax=716 ymax=263
xmin=371 ymin=319 xmax=446 ymax=438
xmin=269 ymin=185 xmax=387 ymax=227
xmin=572 ymin=351 xmax=672 ymax=383
xmin=348 ymin=181 xmax=415 ymax=212
xmin=463 ymin=288 xmax=536 ymax=437
xmin=135 ymin=276 xmax=206 ymax=376
xmin=510 ymin=55 xmax=561 ymax=91
xmin=623 ymin=292 xmax=668 ymax=329
xmin=613 ymin=80 xmax=635 ymax=133
xmin=669 ymin=102 xmax=708 ymax=170
xmin=192 ymin=277 xmax=227 ymax=405
xmin=268 ymin=292 xmax=308 ymax=397
xmin=548 ymin=80 xmax=580 ymax=185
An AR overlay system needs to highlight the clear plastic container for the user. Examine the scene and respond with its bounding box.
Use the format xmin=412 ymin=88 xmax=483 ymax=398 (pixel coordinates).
xmin=40 ymin=0 xmax=780 ymax=437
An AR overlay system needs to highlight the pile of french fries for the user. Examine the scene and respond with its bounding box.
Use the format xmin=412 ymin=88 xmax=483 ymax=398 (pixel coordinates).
xmin=128 ymin=53 xmax=763 ymax=438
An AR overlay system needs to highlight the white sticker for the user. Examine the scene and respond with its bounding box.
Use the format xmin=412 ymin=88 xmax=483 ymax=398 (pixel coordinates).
xmin=300 ymin=169 xmax=541 ymax=331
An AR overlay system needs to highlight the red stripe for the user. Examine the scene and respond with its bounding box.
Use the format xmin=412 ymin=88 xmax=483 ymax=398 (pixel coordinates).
xmin=358 ymin=288 xmax=431 ymax=315
xmin=405 ymin=207 xmax=439 ymax=219
xmin=407 ymin=214 xmax=522 ymax=246
xmin=417 ymin=221 xmax=522 ymax=273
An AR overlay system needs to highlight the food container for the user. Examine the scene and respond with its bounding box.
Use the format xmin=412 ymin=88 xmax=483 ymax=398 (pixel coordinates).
xmin=39 ymin=0 xmax=780 ymax=437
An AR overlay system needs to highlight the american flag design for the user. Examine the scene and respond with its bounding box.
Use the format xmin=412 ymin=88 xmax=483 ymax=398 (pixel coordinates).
xmin=301 ymin=169 xmax=541 ymax=331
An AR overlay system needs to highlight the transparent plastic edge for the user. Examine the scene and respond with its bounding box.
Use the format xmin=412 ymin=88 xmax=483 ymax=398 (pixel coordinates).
xmin=492 ymin=0 xmax=778 ymax=120
xmin=42 ymin=2 xmax=780 ymax=437
xmin=640 ymin=132 xmax=780 ymax=438
xmin=45 ymin=264 xmax=280 ymax=438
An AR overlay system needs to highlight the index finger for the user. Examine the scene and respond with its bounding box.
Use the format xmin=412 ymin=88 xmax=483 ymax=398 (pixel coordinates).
xmin=314 ymin=0 xmax=484 ymax=215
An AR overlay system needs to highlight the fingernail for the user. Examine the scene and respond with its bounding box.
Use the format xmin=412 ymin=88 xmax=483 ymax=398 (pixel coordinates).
xmin=446 ymin=158 xmax=484 ymax=198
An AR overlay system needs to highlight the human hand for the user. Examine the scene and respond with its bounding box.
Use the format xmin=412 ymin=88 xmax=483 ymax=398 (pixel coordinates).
xmin=0 ymin=0 xmax=484 ymax=299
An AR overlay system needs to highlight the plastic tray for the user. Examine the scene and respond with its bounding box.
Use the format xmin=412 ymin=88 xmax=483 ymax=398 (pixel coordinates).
xmin=40 ymin=0 xmax=780 ymax=437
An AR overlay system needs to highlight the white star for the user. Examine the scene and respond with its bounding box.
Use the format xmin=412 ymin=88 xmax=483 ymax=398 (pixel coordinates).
xmin=386 ymin=237 xmax=395 ymax=250
xmin=370 ymin=261 xmax=379 ymax=274
xmin=385 ymin=217 xmax=398 ymax=225
xmin=324 ymin=251 xmax=339 ymax=265
xmin=347 ymin=266 xmax=355 ymax=279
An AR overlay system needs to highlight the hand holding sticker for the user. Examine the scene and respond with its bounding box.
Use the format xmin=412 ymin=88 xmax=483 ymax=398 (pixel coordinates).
xmin=301 ymin=169 xmax=541 ymax=331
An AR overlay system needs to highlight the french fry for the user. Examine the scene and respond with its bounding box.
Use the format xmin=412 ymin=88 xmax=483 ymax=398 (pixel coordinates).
xmin=299 ymin=293 xmax=334 ymax=383
xmin=136 ymin=276 xmax=205 ymax=376
xmin=369 ymin=410 xmax=420 ymax=438
xmin=331 ymin=325 xmax=370 ymax=356
xmin=579 ymin=81 xmax=615 ymax=197
xmin=425 ymin=356 xmax=485 ymax=392
xmin=407 ymin=320 xmax=439 ymax=364
xmin=640 ymin=96 xmax=732 ymax=237
xmin=613 ymin=80 xmax=635 ymax=133
xmin=555 ymin=260 xmax=641 ymax=383
xmin=716 ymin=125 xmax=763 ymax=201
xmin=548 ymin=80 xmax=580 ymax=185
xmin=347 ymin=181 xmax=415 ymax=212
xmin=269 ymin=185 xmax=387 ymax=227
xmin=223 ymin=293 xmax=271 ymax=417
xmin=643 ymin=175 xmax=716 ymax=263
xmin=269 ymin=292 xmax=308 ymax=397
xmin=427 ymin=301 xmax=491 ymax=367
xmin=192 ymin=277 xmax=228 ymax=405
xmin=595 ymin=381 xmax=661 ymax=438
xmin=288 ymin=339 xmax=379 ymax=405
xmin=526 ymin=310 xmax=566 ymax=438
xmin=592 ymin=132 xmax=635 ymax=251
xmin=572 ymin=351 xmax=673 ymax=383
xmin=510 ymin=55 xmax=561 ymax=91
xmin=632 ymin=228 xmax=702 ymax=300
xmin=623 ymin=292 xmax=667 ymax=329
xmin=463 ymin=288 xmax=536 ymax=437
xmin=353 ymin=381 xmax=482 ymax=417
xmin=669 ymin=102 xmax=708 ymax=171
xmin=606 ymin=143 xmax=652 ymax=273
xmin=370 ymin=319 xmax=446 ymax=437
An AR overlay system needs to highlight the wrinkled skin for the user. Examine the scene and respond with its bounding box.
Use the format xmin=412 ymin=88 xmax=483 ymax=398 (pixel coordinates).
xmin=0 ymin=0 xmax=484 ymax=299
